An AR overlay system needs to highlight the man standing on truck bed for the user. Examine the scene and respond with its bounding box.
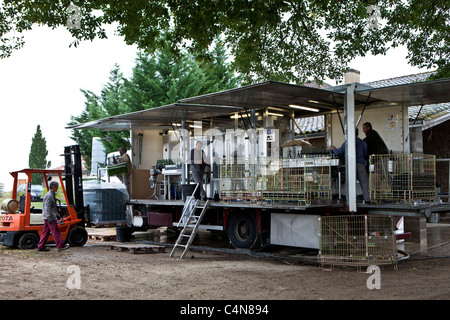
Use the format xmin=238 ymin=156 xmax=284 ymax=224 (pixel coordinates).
xmin=362 ymin=122 xmax=389 ymax=155
xmin=191 ymin=140 xmax=208 ymax=201
xmin=37 ymin=181 xmax=70 ymax=252
xmin=329 ymin=128 xmax=370 ymax=203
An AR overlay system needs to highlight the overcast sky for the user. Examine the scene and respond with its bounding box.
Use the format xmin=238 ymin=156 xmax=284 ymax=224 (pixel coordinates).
xmin=0 ymin=24 xmax=427 ymax=192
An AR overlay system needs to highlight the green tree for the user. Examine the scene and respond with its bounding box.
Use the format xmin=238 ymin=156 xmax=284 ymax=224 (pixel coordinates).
xmin=69 ymin=40 xmax=241 ymax=169
xmin=68 ymin=89 xmax=107 ymax=170
xmin=1 ymin=1 xmax=449 ymax=83
xmin=28 ymin=124 xmax=51 ymax=185
xmin=68 ymin=68 xmax=129 ymax=170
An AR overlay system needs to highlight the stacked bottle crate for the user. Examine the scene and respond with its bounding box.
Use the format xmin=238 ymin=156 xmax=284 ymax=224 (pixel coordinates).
xmin=219 ymin=151 xmax=335 ymax=205
xmin=369 ymin=153 xmax=436 ymax=204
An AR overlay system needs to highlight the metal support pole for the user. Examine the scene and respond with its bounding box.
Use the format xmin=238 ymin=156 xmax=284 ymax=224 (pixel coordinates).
xmin=181 ymin=120 xmax=186 ymax=185
xmin=209 ymin=117 xmax=214 ymax=199
xmin=129 ymin=129 xmax=133 ymax=198
xmin=402 ymin=104 xmax=410 ymax=153
xmin=344 ymin=83 xmax=357 ymax=212
xmin=250 ymin=109 xmax=256 ymax=130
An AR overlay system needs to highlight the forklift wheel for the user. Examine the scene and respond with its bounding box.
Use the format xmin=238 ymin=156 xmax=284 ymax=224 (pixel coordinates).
xmin=18 ymin=233 xmax=39 ymax=250
xmin=67 ymin=226 xmax=88 ymax=247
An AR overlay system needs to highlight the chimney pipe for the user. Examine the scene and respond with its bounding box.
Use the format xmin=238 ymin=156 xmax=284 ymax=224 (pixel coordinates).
xmin=344 ymin=68 xmax=360 ymax=84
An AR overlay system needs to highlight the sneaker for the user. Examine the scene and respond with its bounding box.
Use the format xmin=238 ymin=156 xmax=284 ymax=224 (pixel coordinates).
xmin=57 ymin=244 xmax=70 ymax=252
xmin=37 ymin=247 xmax=50 ymax=252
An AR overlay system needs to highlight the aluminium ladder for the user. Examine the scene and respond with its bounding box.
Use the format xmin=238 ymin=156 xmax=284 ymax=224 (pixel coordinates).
xmin=170 ymin=184 xmax=210 ymax=259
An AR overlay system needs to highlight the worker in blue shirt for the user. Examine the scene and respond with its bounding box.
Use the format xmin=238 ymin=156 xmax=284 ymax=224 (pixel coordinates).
xmin=329 ymin=128 xmax=370 ymax=203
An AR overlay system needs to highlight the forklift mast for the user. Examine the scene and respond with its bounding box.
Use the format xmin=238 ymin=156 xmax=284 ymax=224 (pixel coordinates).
xmin=63 ymin=145 xmax=87 ymax=223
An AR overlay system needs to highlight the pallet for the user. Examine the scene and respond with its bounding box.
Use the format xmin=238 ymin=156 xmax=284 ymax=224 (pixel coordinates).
xmin=107 ymin=243 xmax=166 ymax=254
xmin=88 ymin=221 xmax=128 ymax=228
xmin=88 ymin=234 xmax=117 ymax=242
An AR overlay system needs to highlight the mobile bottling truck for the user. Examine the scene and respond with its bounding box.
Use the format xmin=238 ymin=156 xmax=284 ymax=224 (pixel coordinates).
xmin=68 ymin=78 xmax=450 ymax=266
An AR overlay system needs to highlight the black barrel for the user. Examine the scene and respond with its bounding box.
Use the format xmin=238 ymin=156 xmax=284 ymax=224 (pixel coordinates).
xmin=116 ymin=226 xmax=133 ymax=242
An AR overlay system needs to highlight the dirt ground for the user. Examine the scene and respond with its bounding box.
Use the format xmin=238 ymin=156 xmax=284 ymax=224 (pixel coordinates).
xmin=0 ymin=227 xmax=449 ymax=306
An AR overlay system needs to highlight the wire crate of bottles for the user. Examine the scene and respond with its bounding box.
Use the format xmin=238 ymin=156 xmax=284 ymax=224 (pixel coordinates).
xmin=318 ymin=215 xmax=397 ymax=268
xmin=219 ymin=158 xmax=261 ymax=203
xmin=260 ymin=156 xmax=332 ymax=205
xmin=219 ymin=155 xmax=333 ymax=205
xmin=369 ymin=153 xmax=436 ymax=204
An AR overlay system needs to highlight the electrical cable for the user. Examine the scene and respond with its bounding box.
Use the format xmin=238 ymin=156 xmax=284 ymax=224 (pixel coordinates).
xmin=137 ymin=239 xmax=320 ymax=264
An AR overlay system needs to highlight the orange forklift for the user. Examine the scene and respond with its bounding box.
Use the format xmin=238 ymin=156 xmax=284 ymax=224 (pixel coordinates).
xmin=0 ymin=145 xmax=89 ymax=249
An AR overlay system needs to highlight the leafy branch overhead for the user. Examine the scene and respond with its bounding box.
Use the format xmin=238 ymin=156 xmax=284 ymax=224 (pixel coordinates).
xmin=1 ymin=0 xmax=448 ymax=83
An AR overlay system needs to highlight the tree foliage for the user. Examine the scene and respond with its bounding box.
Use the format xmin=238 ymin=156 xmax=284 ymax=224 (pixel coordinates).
xmin=68 ymin=40 xmax=241 ymax=169
xmin=1 ymin=0 xmax=449 ymax=83
xmin=28 ymin=124 xmax=51 ymax=185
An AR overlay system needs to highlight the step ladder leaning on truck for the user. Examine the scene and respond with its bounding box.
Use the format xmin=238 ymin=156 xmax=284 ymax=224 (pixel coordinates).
xmin=170 ymin=184 xmax=210 ymax=259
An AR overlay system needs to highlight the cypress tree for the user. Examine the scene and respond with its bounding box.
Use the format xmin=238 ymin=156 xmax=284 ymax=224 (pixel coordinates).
xmin=28 ymin=124 xmax=51 ymax=185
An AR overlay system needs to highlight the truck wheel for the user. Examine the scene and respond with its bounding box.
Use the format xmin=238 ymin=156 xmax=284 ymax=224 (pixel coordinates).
xmin=18 ymin=233 xmax=39 ymax=250
xmin=227 ymin=212 xmax=260 ymax=249
xmin=67 ymin=226 xmax=88 ymax=247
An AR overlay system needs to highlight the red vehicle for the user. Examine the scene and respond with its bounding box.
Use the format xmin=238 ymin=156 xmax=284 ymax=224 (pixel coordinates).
xmin=0 ymin=146 xmax=89 ymax=249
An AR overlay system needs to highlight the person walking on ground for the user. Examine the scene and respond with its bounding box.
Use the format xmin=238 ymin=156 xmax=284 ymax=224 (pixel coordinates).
xmin=37 ymin=181 xmax=70 ymax=252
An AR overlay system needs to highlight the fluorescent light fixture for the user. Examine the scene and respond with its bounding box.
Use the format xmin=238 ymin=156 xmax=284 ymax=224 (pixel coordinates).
xmin=189 ymin=124 xmax=203 ymax=128
xmin=289 ymin=104 xmax=320 ymax=112
xmin=230 ymin=113 xmax=260 ymax=119
xmin=267 ymin=112 xmax=284 ymax=117
xmin=308 ymin=100 xmax=320 ymax=104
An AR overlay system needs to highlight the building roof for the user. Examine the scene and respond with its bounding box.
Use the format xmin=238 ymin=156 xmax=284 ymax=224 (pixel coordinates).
xmin=69 ymin=75 xmax=450 ymax=133
xmin=295 ymin=116 xmax=325 ymax=134
xmin=365 ymin=72 xmax=432 ymax=88
xmin=365 ymin=71 xmax=450 ymax=122
xmin=295 ymin=72 xmax=450 ymax=134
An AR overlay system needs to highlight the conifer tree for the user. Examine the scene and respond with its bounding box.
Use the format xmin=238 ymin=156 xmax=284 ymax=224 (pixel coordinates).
xmin=28 ymin=124 xmax=51 ymax=185
xmin=69 ymin=39 xmax=241 ymax=169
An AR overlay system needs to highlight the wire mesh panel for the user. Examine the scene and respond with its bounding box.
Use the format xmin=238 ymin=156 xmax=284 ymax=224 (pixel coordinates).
xmin=220 ymin=158 xmax=261 ymax=203
xmin=260 ymin=156 xmax=332 ymax=205
xmin=219 ymin=156 xmax=332 ymax=205
xmin=369 ymin=153 xmax=436 ymax=204
xmin=318 ymin=215 xmax=397 ymax=268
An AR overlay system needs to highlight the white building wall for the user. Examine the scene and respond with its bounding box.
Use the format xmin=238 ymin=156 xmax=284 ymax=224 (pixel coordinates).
xmin=131 ymin=130 xmax=164 ymax=170
xmin=330 ymin=104 xmax=407 ymax=153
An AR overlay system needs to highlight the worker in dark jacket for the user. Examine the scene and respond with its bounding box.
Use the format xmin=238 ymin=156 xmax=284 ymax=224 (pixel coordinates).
xmin=37 ymin=181 xmax=70 ymax=252
xmin=190 ymin=141 xmax=208 ymax=200
xmin=362 ymin=122 xmax=389 ymax=155
xmin=362 ymin=122 xmax=390 ymax=186
xmin=330 ymin=129 xmax=370 ymax=202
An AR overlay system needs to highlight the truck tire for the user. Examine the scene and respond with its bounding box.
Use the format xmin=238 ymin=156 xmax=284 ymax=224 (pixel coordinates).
xmin=18 ymin=232 xmax=39 ymax=250
xmin=227 ymin=212 xmax=260 ymax=249
xmin=67 ymin=226 xmax=88 ymax=247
